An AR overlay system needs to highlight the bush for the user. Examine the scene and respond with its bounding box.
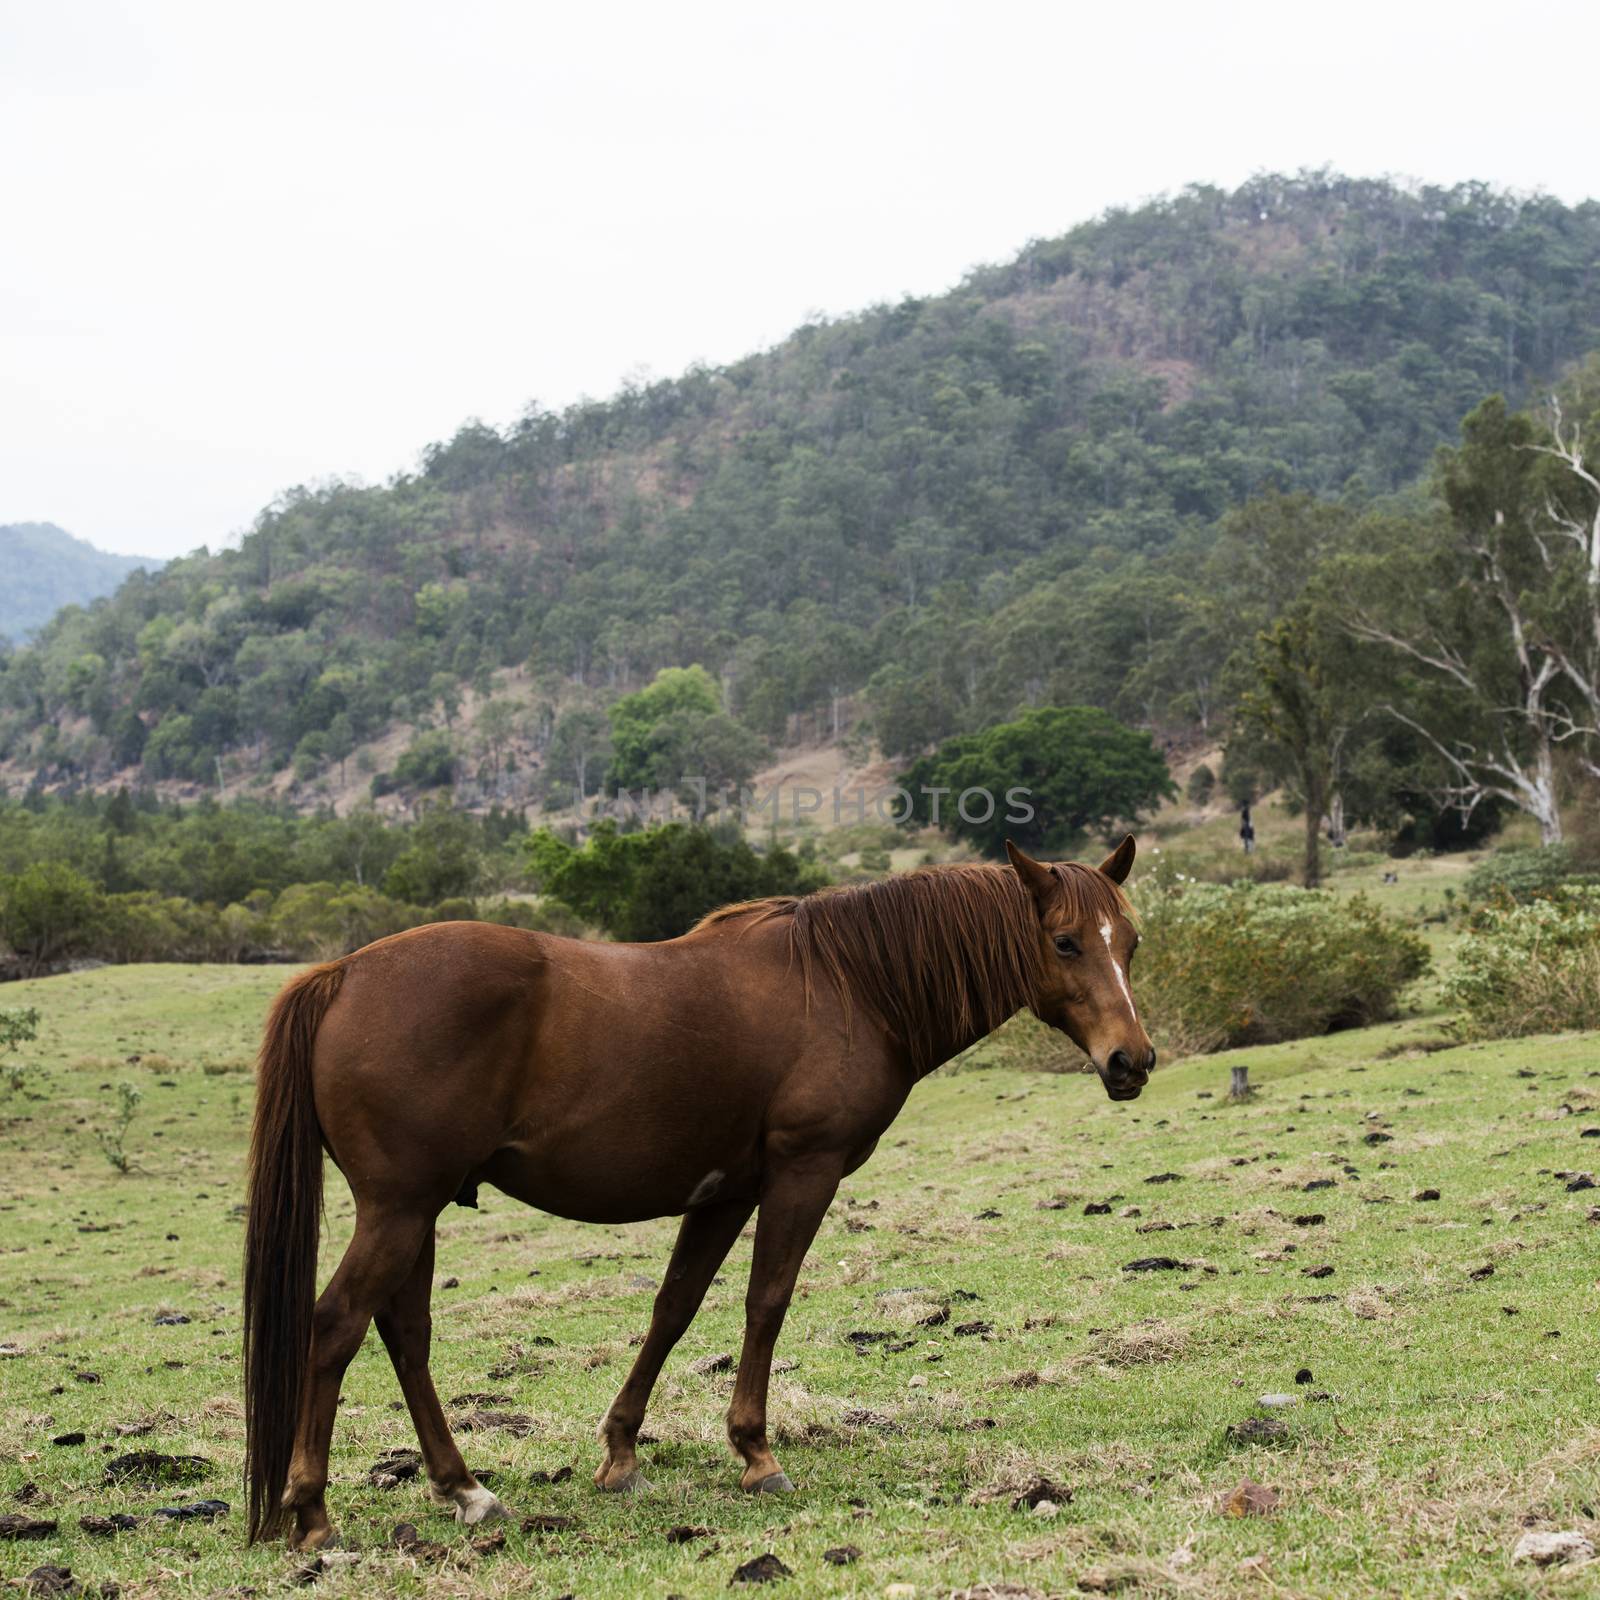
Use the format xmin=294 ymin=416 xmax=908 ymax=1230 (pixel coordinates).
xmin=270 ymin=882 xmax=425 ymax=960
xmin=1135 ymin=880 xmax=1430 ymax=1056
xmin=1443 ymin=887 xmax=1600 ymax=1038
xmin=382 ymin=805 xmax=486 ymax=902
xmin=0 ymin=861 xmax=104 ymax=974
xmin=1 ymin=1005 xmax=40 ymax=1096
xmin=1186 ymin=764 xmax=1216 ymax=806
xmin=97 ymin=1081 xmax=142 ymax=1173
xmin=391 ymin=729 xmax=457 ymax=792
xmin=0 ymin=1006 xmax=39 ymax=1053
xmin=526 ymin=820 xmax=828 ymax=941
xmin=1461 ymin=845 xmax=1581 ymax=906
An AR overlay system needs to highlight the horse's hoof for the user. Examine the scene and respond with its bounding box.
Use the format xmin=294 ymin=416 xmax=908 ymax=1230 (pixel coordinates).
xmin=598 ymin=1469 xmax=653 ymax=1495
xmin=751 ymin=1472 xmax=795 ymax=1494
xmin=452 ymin=1485 xmax=509 ymax=1526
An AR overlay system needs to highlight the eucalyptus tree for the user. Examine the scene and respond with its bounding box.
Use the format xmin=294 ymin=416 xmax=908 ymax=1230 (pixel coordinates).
xmin=1341 ymin=384 xmax=1600 ymax=844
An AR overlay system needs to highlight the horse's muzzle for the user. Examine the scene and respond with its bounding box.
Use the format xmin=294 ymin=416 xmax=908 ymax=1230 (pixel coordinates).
xmin=1102 ymin=1047 xmax=1155 ymax=1101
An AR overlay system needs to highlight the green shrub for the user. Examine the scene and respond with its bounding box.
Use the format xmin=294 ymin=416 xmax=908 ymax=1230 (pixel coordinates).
xmin=271 ymin=882 xmax=425 ymax=960
xmin=390 ymin=729 xmax=457 ymax=792
xmin=0 ymin=1006 xmax=39 ymax=1053
xmin=96 ymin=891 xmax=262 ymax=963
xmin=1186 ymin=764 xmax=1216 ymax=806
xmin=97 ymin=1081 xmax=142 ymax=1173
xmin=1443 ymin=887 xmax=1600 ymax=1038
xmin=1135 ymin=880 xmax=1430 ymax=1056
xmin=1461 ymin=845 xmax=1581 ymax=906
xmin=526 ymin=820 xmax=827 ymax=941
xmin=1 ymin=1005 xmax=40 ymax=1096
xmin=0 ymin=861 xmax=103 ymax=974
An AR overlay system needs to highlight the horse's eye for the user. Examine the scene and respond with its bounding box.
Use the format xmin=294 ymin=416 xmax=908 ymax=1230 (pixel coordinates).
xmin=1053 ymin=934 xmax=1079 ymax=958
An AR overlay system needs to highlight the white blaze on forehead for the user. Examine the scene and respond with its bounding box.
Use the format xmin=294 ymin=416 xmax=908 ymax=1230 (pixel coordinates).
xmin=1099 ymin=919 xmax=1139 ymax=1024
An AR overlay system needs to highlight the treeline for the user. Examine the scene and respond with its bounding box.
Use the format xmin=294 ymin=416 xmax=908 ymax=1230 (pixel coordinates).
xmin=5 ymin=174 xmax=1600 ymax=805
xmin=0 ymin=787 xmax=528 ymax=905
xmin=0 ymin=790 xmax=548 ymax=974
xmin=0 ymin=858 xmax=583 ymax=976
xmin=0 ymin=788 xmax=839 ymax=972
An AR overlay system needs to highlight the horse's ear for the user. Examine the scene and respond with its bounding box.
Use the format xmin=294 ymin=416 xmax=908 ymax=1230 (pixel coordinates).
xmin=1005 ymin=839 xmax=1056 ymax=911
xmin=1098 ymin=834 xmax=1137 ymax=885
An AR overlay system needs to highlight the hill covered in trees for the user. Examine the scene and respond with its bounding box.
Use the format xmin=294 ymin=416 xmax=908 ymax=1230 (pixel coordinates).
xmin=0 ymin=523 xmax=160 ymax=643
xmin=4 ymin=172 xmax=1600 ymax=808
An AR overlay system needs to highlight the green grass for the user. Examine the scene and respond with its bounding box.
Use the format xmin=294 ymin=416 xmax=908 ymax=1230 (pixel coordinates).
xmin=4 ymin=964 xmax=1599 ymax=1597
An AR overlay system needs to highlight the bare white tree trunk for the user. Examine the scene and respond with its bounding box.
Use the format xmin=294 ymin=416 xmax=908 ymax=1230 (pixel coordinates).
xmin=1529 ymin=396 xmax=1600 ymax=779
xmin=1349 ymin=521 xmax=1570 ymax=842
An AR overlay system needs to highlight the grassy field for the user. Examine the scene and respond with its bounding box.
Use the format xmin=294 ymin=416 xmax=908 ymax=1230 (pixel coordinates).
xmin=3 ymin=963 xmax=1599 ymax=1598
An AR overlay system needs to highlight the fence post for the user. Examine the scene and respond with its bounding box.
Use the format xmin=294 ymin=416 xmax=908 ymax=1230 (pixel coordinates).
xmin=1230 ymin=1065 xmax=1251 ymax=1100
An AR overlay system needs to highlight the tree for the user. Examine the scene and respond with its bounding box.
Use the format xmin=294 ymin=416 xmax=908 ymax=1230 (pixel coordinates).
xmin=429 ymin=671 xmax=462 ymax=729
xmin=325 ymin=713 xmax=355 ymax=787
xmin=391 ymin=729 xmax=457 ymax=793
xmin=1233 ymin=601 xmax=1365 ymax=888
xmin=525 ymin=821 xmax=824 ymax=941
xmin=381 ymin=805 xmax=486 ymax=904
xmin=526 ymin=823 xmax=637 ymax=930
xmin=867 ymin=661 xmax=959 ymax=760
xmin=1341 ymin=394 xmax=1600 ymax=843
xmin=632 ymin=708 xmax=767 ymax=807
xmin=0 ymin=861 xmax=103 ymax=975
xmin=606 ymin=666 xmax=722 ymax=791
xmin=900 ymin=706 xmax=1174 ymax=857
xmin=475 ymin=699 xmax=518 ymax=786
xmin=546 ymin=707 xmax=612 ymax=807
xmin=142 ymin=714 xmax=200 ymax=782
xmin=618 ymin=826 xmax=820 ymax=941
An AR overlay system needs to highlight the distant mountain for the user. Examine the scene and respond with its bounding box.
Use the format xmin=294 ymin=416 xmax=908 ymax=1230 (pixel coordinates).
xmin=0 ymin=523 xmax=161 ymax=641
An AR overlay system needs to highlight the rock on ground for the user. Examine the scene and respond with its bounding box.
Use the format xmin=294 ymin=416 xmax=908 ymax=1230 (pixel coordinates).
xmin=1512 ymin=1530 xmax=1595 ymax=1567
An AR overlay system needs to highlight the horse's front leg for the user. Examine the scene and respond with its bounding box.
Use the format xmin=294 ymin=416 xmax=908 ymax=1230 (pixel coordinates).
xmin=727 ymin=1155 xmax=844 ymax=1493
xmin=594 ymin=1196 xmax=754 ymax=1493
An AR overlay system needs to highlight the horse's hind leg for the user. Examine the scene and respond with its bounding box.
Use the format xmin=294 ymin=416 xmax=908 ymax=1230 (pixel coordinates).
xmin=376 ymin=1226 xmax=507 ymax=1526
xmin=282 ymin=1208 xmax=431 ymax=1550
xmin=595 ymin=1197 xmax=754 ymax=1493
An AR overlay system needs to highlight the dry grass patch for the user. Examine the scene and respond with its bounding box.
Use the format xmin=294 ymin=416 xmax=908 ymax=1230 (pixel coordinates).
xmin=1081 ymin=1318 xmax=1193 ymax=1368
xmin=962 ymin=1443 xmax=1076 ymax=1507
xmin=1344 ymin=1285 xmax=1399 ymax=1320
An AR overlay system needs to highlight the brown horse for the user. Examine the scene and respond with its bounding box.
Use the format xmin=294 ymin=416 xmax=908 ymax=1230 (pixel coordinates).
xmin=242 ymin=836 xmax=1153 ymax=1547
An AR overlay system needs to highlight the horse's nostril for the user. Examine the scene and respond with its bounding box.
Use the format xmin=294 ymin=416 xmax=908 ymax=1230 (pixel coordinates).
xmin=1143 ymin=1048 xmax=1158 ymax=1075
xmin=1108 ymin=1049 xmax=1134 ymax=1077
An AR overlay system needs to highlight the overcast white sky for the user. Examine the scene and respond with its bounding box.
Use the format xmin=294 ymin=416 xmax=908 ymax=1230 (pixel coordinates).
xmin=4 ymin=0 xmax=1598 ymax=560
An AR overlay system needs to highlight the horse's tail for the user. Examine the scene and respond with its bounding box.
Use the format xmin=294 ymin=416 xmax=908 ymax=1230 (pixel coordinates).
xmin=243 ymin=961 xmax=344 ymax=1543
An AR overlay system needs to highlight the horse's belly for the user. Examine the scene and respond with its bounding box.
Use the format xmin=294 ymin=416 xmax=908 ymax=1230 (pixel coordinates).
xmin=480 ymin=1111 xmax=765 ymax=1225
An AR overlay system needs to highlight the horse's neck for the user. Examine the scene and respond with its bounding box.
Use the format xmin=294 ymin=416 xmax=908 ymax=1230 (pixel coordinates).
xmin=915 ymin=1006 xmax=1031 ymax=1078
xmin=887 ymin=909 xmax=1033 ymax=1078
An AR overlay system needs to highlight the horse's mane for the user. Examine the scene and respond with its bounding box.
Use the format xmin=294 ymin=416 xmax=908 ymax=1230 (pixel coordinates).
xmin=696 ymin=861 xmax=1131 ymax=1073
